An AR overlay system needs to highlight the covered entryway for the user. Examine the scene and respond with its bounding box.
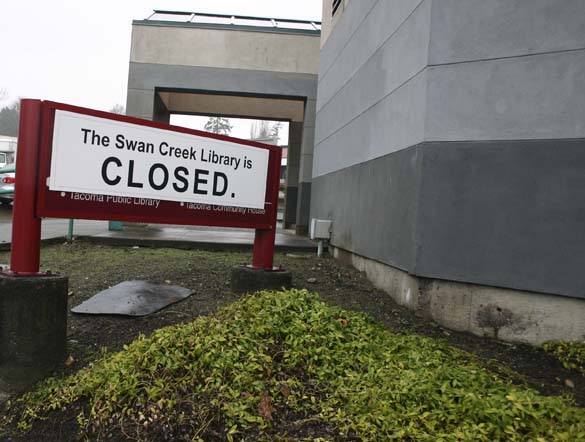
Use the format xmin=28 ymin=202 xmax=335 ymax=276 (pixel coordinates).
xmin=126 ymin=11 xmax=320 ymax=233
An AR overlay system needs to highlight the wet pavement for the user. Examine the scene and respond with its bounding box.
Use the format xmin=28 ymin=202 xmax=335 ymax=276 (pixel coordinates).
xmin=0 ymin=203 xmax=315 ymax=251
xmin=89 ymin=223 xmax=315 ymax=250
xmin=0 ymin=204 xmax=12 ymax=224
xmin=0 ymin=204 xmax=109 ymax=246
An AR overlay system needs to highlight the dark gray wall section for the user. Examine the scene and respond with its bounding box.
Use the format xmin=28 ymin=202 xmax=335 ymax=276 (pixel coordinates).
xmin=415 ymin=140 xmax=585 ymax=299
xmin=311 ymin=147 xmax=422 ymax=272
xmin=312 ymin=139 xmax=585 ymax=299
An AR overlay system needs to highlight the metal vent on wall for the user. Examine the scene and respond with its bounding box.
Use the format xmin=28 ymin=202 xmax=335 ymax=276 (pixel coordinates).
xmin=332 ymin=0 xmax=342 ymax=16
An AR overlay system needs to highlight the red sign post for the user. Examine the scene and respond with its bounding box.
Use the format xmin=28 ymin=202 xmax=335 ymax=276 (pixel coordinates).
xmin=10 ymin=99 xmax=43 ymax=274
xmin=6 ymin=99 xmax=283 ymax=275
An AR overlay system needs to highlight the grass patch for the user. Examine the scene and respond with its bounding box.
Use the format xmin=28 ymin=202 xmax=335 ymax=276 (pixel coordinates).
xmin=542 ymin=341 xmax=585 ymax=376
xmin=2 ymin=289 xmax=585 ymax=441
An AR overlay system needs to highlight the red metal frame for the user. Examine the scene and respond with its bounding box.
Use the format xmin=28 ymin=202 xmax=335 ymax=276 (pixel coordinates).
xmin=5 ymin=100 xmax=282 ymax=275
xmin=8 ymin=99 xmax=43 ymax=275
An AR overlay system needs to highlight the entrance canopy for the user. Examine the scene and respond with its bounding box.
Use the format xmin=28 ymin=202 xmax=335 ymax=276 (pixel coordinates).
xmin=157 ymin=91 xmax=305 ymax=123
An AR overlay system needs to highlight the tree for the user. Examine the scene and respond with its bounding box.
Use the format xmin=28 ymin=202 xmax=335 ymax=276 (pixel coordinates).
xmin=0 ymin=101 xmax=20 ymax=137
xmin=109 ymin=104 xmax=125 ymax=115
xmin=250 ymin=121 xmax=284 ymax=143
xmin=250 ymin=121 xmax=271 ymax=139
xmin=270 ymin=122 xmax=283 ymax=141
xmin=204 ymin=117 xmax=233 ymax=135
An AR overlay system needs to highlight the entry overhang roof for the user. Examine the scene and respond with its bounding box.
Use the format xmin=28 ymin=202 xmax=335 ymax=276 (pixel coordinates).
xmin=136 ymin=10 xmax=321 ymax=36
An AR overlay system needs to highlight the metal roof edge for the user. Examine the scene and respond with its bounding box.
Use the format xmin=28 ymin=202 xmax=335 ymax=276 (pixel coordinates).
xmin=132 ymin=20 xmax=321 ymax=37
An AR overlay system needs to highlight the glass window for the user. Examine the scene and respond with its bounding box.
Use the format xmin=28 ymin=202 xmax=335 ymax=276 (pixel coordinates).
xmin=0 ymin=153 xmax=6 ymax=165
xmin=233 ymin=17 xmax=273 ymax=28
xmin=276 ymin=20 xmax=319 ymax=31
xmin=149 ymin=12 xmax=192 ymax=22
xmin=192 ymin=15 xmax=233 ymax=25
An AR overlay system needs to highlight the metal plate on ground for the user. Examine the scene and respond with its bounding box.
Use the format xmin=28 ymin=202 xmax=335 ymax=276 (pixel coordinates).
xmin=71 ymin=280 xmax=192 ymax=316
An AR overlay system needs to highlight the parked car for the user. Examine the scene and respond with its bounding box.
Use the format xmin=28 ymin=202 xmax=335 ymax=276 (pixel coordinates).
xmin=0 ymin=163 xmax=15 ymax=205
xmin=0 ymin=151 xmax=15 ymax=169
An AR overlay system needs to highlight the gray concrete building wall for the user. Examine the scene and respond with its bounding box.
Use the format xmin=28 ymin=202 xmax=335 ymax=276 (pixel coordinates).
xmin=313 ymin=0 xmax=585 ymax=342
xmin=130 ymin=25 xmax=320 ymax=74
xmin=427 ymin=0 xmax=585 ymax=66
xmin=314 ymin=0 xmax=430 ymax=177
xmin=313 ymin=0 xmax=432 ymax=272
xmin=426 ymin=51 xmax=585 ymax=142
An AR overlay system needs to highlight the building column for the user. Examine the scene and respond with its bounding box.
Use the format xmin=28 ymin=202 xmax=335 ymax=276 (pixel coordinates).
xmin=126 ymin=88 xmax=155 ymax=119
xmin=295 ymin=99 xmax=316 ymax=235
xmin=284 ymin=122 xmax=302 ymax=229
xmin=153 ymin=92 xmax=170 ymax=124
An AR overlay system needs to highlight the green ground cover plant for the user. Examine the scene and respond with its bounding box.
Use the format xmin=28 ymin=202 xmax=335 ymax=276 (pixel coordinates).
xmin=542 ymin=341 xmax=585 ymax=376
xmin=2 ymin=289 xmax=585 ymax=441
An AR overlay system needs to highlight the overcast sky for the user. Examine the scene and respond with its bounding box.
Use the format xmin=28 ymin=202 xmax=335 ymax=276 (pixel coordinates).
xmin=0 ymin=0 xmax=322 ymax=141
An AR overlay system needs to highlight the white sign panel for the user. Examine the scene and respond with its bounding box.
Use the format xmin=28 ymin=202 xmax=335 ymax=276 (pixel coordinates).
xmin=49 ymin=111 xmax=269 ymax=209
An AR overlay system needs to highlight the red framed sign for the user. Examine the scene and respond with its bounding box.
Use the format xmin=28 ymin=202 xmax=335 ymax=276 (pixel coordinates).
xmin=6 ymin=100 xmax=282 ymax=275
xmin=37 ymin=101 xmax=281 ymax=229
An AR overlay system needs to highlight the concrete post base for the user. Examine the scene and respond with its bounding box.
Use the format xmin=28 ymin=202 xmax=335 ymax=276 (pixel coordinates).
xmin=0 ymin=273 xmax=68 ymax=400
xmin=230 ymin=266 xmax=292 ymax=294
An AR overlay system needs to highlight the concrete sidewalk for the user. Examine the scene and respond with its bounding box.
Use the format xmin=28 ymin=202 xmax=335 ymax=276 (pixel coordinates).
xmin=0 ymin=218 xmax=109 ymax=248
xmin=0 ymin=217 xmax=316 ymax=252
